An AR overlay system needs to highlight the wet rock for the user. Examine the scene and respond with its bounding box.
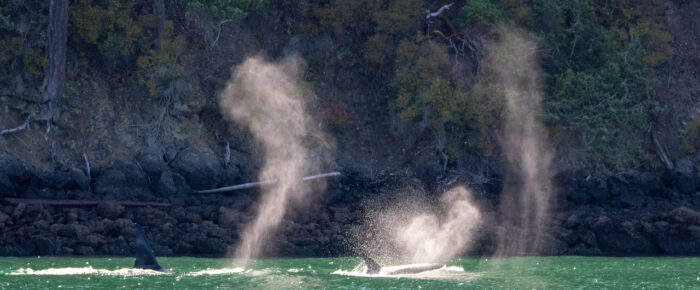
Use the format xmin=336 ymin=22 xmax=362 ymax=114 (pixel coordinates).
xmin=59 ymin=223 xmax=90 ymax=237
xmin=96 ymin=202 xmax=125 ymax=219
xmin=593 ymin=219 xmax=656 ymax=254
xmin=94 ymin=159 xmax=151 ymax=200
xmin=195 ymin=237 xmax=225 ymax=255
xmin=655 ymin=228 xmax=699 ymax=255
xmin=32 ymin=236 xmax=55 ymax=255
xmin=71 ymin=167 xmax=90 ymax=190
xmin=76 ymin=246 xmax=95 ymax=255
xmin=105 ymin=218 xmax=133 ymax=237
xmin=170 ymin=147 xmax=223 ymax=190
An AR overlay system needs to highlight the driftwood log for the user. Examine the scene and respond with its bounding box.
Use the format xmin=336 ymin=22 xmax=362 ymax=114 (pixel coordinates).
xmin=195 ymin=171 xmax=342 ymax=194
xmin=4 ymin=198 xmax=170 ymax=207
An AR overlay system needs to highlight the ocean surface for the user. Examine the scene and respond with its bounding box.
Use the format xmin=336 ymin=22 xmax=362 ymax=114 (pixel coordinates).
xmin=1 ymin=256 xmax=699 ymax=289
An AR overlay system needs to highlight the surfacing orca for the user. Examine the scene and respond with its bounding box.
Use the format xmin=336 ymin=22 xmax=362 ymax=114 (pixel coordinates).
xmin=359 ymin=254 xmax=445 ymax=275
xmin=133 ymin=223 xmax=174 ymax=274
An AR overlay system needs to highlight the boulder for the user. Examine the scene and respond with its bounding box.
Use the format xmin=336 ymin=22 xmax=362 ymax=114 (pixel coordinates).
xmin=32 ymin=236 xmax=55 ymax=255
xmin=156 ymin=171 xmax=178 ymax=196
xmin=676 ymin=175 xmax=698 ymax=195
xmin=94 ymin=159 xmax=151 ymax=200
xmin=593 ymin=220 xmax=657 ymax=254
xmin=170 ymin=147 xmax=223 ymax=190
xmin=676 ymin=156 xmax=694 ymax=176
xmin=59 ymin=223 xmax=90 ymax=237
xmin=137 ymin=151 xmax=168 ymax=179
xmin=95 ymin=202 xmax=125 ymax=219
xmin=667 ymin=207 xmax=700 ymax=225
xmin=0 ymin=151 xmax=29 ymax=194
xmin=639 ymin=172 xmax=665 ymax=196
xmin=70 ymin=167 xmax=90 ymax=190
xmin=568 ymin=191 xmax=592 ymax=205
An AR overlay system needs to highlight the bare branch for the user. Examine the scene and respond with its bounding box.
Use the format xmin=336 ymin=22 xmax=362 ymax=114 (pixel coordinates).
xmin=195 ymin=171 xmax=342 ymax=194
xmin=426 ymin=3 xmax=454 ymax=19
xmin=210 ymin=19 xmax=233 ymax=49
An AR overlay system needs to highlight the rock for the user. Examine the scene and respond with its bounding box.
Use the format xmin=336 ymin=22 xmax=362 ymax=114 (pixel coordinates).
xmin=156 ymin=171 xmax=177 ymax=196
xmin=614 ymin=191 xmax=644 ymax=208
xmin=137 ymin=151 xmax=168 ymax=179
xmin=655 ymin=228 xmax=699 ymax=255
xmin=33 ymin=236 xmax=55 ymax=255
xmin=640 ymin=172 xmax=665 ymax=196
xmin=11 ymin=203 xmax=26 ymax=220
xmin=104 ymin=218 xmax=133 ymax=237
xmin=50 ymin=170 xmax=76 ymax=189
xmin=586 ymin=182 xmax=610 ymax=202
xmin=593 ymin=220 xmax=656 ymax=254
xmin=568 ymin=191 xmax=592 ymax=205
xmin=59 ymin=223 xmax=90 ymax=237
xmin=95 ymin=202 xmax=125 ymax=219
xmin=94 ymin=159 xmax=151 ymax=200
xmin=170 ymin=147 xmax=223 ymax=190
xmin=676 ymin=156 xmax=694 ymax=176
xmin=70 ymin=167 xmax=90 ymax=190
xmin=676 ymin=175 xmax=698 ymax=195
xmin=0 ymin=211 xmax=10 ymax=224
xmin=0 ymin=151 xmax=28 ymax=194
xmin=667 ymin=207 xmax=700 ymax=224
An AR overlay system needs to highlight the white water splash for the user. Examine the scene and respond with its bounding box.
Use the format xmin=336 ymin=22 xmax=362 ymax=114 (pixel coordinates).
xmin=356 ymin=186 xmax=482 ymax=263
xmin=8 ymin=267 xmax=167 ymax=276
xmin=332 ymin=264 xmax=475 ymax=281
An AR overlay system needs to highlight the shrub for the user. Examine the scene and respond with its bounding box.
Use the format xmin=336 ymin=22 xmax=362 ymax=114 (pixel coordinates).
xmin=456 ymin=0 xmax=505 ymax=28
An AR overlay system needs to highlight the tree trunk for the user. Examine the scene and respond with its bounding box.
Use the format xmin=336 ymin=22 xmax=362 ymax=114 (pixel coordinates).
xmin=42 ymin=0 xmax=68 ymax=104
xmin=153 ymin=0 xmax=166 ymax=43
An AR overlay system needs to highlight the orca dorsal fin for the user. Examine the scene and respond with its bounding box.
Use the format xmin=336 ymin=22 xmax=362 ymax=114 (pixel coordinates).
xmin=133 ymin=223 xmax=163 ymax=271
xmin=360 ymin=254 xmax=381 ymax=274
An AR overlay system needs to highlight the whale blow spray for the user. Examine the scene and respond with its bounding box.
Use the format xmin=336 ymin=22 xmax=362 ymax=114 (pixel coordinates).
xmin=218 ymin=56 xmax=329 ymax=263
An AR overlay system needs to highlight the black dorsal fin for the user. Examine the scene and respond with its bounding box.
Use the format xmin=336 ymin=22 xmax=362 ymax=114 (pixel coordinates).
xmin=359 ymin=253 xmax=381 ymax=274
xmin=133 ymin=223 xmax=163 ymax=271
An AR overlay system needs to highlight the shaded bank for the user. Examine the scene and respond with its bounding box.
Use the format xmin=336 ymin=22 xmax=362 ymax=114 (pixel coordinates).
xmin=1 ymin=151 xmax=700 ymax=257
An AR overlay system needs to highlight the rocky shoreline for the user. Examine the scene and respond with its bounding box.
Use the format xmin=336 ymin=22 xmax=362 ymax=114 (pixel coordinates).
xmin=1 ymin=150 xmax=700 ymax=257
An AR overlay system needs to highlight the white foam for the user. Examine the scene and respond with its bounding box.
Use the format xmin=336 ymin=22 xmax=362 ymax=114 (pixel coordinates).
xmin=185 ymin=267 xmax=244 ymax=276
xmin=9 ymin=267 xmax=167 ymax=276
xmin=332 ymin=264 xmax=478 ymax=281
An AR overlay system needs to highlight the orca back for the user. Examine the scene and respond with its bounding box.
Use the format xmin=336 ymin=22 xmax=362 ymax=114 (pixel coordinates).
xmin=133 ymin=223 xmax=163 ymax=271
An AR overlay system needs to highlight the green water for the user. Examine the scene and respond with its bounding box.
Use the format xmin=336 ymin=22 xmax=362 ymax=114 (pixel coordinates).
xmin=1 ymin=256 xmax=699 ymax=289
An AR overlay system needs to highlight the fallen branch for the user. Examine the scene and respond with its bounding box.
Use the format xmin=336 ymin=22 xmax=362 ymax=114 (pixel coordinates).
xmin=426 ymin=3 xmax=453 ymax=19
xmin=4 ymin=198 xmax=170 ymax=207
xmin=195 ymin=171 xmax=342 ymax=194
xmin=82 ymin=152 xmax=91 ymax=180
xmin=0 ymin=116 xmax=31 ymax=136
xmin=650 ymin=124 xmax=674 ymax=171
xmin=210 ymin=19 xmax=232 ymax=49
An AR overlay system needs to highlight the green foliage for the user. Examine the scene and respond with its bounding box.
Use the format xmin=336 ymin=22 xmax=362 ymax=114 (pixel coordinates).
xmin=185 ymin=0 xmax=268 ymax=22
xmin=137 ymin=21 xmax=187 ymax=99
xmin=518 ymin=0 xmax=654 ymax=167
xmin=0 ymin=1 xmax=47 ymax=87
xmin=364 ymin=0 xmax=423 ymax=66
xmin=680 ymin=118 xmax=700 ymax=154
xmin=70 ymin=0 xmax=154 ymax=69
xmin=456 ymin=0 xmax=505 ymax=28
